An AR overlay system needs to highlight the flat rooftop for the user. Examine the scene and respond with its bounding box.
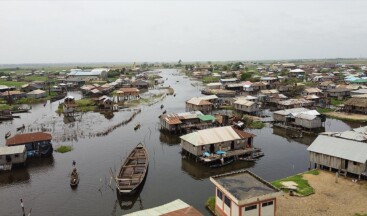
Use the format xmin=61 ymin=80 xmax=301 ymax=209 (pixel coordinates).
xmin=211 ymin=170 xmax=279 ymax=202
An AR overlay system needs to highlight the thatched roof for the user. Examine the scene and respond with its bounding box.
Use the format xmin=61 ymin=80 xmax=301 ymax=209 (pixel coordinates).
xmin=344 ymin=98 xmax=367 ymax=107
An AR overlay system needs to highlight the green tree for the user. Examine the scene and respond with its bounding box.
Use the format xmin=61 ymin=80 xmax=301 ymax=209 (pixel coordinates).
xmin=240 ymin=72 xmax=252 ymax=81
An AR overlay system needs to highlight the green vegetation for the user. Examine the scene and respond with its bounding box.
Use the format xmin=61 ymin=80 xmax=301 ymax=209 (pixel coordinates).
xmin=75 ymin=99 xmax=96 ymax=112
xmin=206 ymin=196 xmax=216 ymax=213
xmin=271 ymin=170 xmax=319 ymax=196
xmin=0 ymin=81 xmax=28 ymax=87
xmin=250 ymin=121 xmax=266 ymax=129
xmin=202 ymin=76 xmax=220 ymax=83
xmin=316 ymin=107 xmax=335 ymax=113
xmin=0 ymin=104 xmax=11 ymax=111
xmin=330 ymin=98 xmax=345 ymax=106
xmin=240 ymin=72 xmax=252 ymax=81
xmin=355 ymin=213 xmax=367 ymax=216
xmin=25 ymin=76 xmax=49 ymax=81
xmin=55 ymin=145 xmax=73 ymax=153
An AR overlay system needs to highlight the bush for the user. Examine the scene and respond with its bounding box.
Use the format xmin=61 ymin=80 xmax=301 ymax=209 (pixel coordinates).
xmin=206 ymin=196 xmax=215 ymax=212
xmin=55 ymin=145 xmax=73 ymax=153
xmin=250 ymin=121 xmax=265 ymax=129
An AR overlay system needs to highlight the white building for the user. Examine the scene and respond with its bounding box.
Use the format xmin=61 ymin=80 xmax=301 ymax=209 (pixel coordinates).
xmin=210 ymin=170 xmax=281 ymax=216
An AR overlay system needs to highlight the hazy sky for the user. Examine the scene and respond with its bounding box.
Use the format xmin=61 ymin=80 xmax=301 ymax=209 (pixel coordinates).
xmin=0 ymin=0 xmax=366 ymax=64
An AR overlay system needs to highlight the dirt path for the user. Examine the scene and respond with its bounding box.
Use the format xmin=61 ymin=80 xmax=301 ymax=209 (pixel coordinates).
xmin=325 ymin=112 xmax=367 ymax=121
xmin=277 ymin=171 xmax=367 ymax=216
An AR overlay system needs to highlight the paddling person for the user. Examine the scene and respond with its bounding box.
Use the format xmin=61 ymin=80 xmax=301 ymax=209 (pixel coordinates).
xmin=72 ymin=160 xmax=76 ymax=167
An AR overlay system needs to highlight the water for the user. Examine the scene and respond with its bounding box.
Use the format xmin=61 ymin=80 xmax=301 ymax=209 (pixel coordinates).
xmin=0 ymin=69 xmax=356 ymax=216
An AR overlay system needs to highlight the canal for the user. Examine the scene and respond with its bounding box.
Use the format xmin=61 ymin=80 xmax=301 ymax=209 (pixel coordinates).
xmin=0 ymin=69 xmax=357 ymax=215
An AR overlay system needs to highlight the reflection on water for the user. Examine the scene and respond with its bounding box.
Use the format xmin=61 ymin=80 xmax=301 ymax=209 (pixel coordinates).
xmin=272 ymin=126 xmax=317 ymax=145
xmin=159 ymin=132 xmax=181 ymax=145
xmin=181 ymin=158 xmax=255 ymax=180
xmin=0 ymin=168 xmax=30 ymax=185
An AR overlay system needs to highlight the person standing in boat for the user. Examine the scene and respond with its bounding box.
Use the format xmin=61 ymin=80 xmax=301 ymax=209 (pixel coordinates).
xmin=72 ymin=160 xmax=76 ymax=167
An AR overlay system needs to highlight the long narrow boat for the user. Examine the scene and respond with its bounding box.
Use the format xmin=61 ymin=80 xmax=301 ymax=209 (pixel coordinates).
xmin=116 ymin=143 xmax=148 ymax=194
xmin=70 ymin=168 xmax=79 ymax=188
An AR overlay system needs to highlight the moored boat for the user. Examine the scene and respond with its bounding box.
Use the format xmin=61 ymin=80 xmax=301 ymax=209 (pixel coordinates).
xmin=209 ymin=158 xmax=234 ymax=168
xmin=116 ymin=143 xmax=148 ymax=194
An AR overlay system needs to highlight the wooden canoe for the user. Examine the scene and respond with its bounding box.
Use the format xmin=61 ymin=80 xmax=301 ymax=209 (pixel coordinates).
xmin=116 ymin=143 xmax=148 ymax=194
xmin=70 ymin=169 xmax=79 ymax=188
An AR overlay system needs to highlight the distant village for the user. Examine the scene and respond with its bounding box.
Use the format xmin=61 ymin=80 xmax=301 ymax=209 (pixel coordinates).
xmin=1 ymin=60 xmax=367 ymax=216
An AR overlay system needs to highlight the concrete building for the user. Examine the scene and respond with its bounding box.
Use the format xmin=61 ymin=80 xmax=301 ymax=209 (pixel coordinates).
xmin=0 ymin=146 xmax=27 ymax=171
xmin=210 ymin=170 xmax=281 ymax=216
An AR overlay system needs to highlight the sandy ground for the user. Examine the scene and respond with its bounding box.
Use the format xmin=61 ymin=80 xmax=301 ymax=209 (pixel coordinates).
xmin=277 ymin=170 xmax=367 ymax=216
xmin=325 ymin=112 xmax=367 ymax=121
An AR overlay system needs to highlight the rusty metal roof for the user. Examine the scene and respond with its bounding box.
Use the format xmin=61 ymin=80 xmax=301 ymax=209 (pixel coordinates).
xmin=6 ymin=132 xmax=52 ymax=146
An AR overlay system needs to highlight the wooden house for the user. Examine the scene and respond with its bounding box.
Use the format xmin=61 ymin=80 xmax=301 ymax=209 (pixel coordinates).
xmin=0 ymin=146 xmax=27 ymax=171
xmin=180 ymin=126 xmax=255 ymax=158
xmin=186 ymin=97 xmax=213 ymax=114
xmin=132 ymin=80 xmax=149 ymax=89
xmin=21 ymin=83 xmax=43 ymax=93
xmin=302 ymin=88 xmax=323 ymax=97
xmin=273 ymin=108 xmax=323 ymax=129
xmin=344 ymin=97 xmax=367 ymax=114
xmin=326 ymin=88 xmax=351 ymax=100
xmin=27 ymin=89 xmax=47 ymax=99
xmin=116 ymin=88 xmax=140 ymax=101
xmin=233 ymin=98 xmax=259 ymax=115
xmin=210 ymin=170 xmax=281 ymax=216
xmin=97 ymin=95 xmax=114 ymax=110
xmin=0 ymin=91 xmax=26 ymax=100
xmin=6 ymin=132 xmax=53 ymax=157
xmin=160 ymin=111 xmax=215 ymax=133
xmin=276 ymin=98 xmax=314 ymax=109
xmin=63 ymin=96 xmax=76 ymax=114
xmin=307 ymin=135 xmax=367 ymax=179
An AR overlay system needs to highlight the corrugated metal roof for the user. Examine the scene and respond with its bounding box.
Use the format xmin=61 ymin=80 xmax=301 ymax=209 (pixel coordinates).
xmin=124 ymin=199 xmax=203 ymax=216
xmin=274 ymin=108 xmax=310 ymax=116
xmin=180 ymin=126 xmax=254 ymax=146
xmin=6 ymin=132 xmax=52 ymax=146
xmin=198 ymin=115 xmax=215 ymax=121
xmin=307 ymin=135 xmax=367 ymax=163
xmin=295 ymin=113 xmax=317 ymax=120
xmin=234 ymin=98 xmax=255 ymax=106
xmin=186 ymin=97 xmax=212 ymax=106
xmin=338 ymin=131 xmax=367 ymax=142
xmin=0 ymin=146 xmax=26 ymax=155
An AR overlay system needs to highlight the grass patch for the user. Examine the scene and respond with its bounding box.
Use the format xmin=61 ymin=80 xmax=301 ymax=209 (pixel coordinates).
xmin=0 ymin=104 xmax=11 ymax=111
xmin=55 ymin=145 xmax=73 ymax=153
xmin=316 ymin=107 xmax=335 ymax=114
xmin=355 ymin=214 xmax=367 ymax=216
xmin=250 ymin=121 xmax=265 ymax=129
xmin=271 ymin=170 xmax=319 ymax=196
xmin=24 ymin=76 xmax=50 ymax=82
xmin=202 ymin=76 xmax=220 ymax=83
xmin=75 ymin=99 xmax=96 ymax=112
xmin=206 ymin=196 xmax=215 ymax=213
xmin=0 ymin=80 xmax=28 ymax=87
xmin=331 ymin=98 xmax=345 ymax=106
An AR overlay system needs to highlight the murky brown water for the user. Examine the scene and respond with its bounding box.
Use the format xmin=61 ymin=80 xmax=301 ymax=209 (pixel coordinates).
xmin=0 ymin=69 xmax=356 ymax=216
